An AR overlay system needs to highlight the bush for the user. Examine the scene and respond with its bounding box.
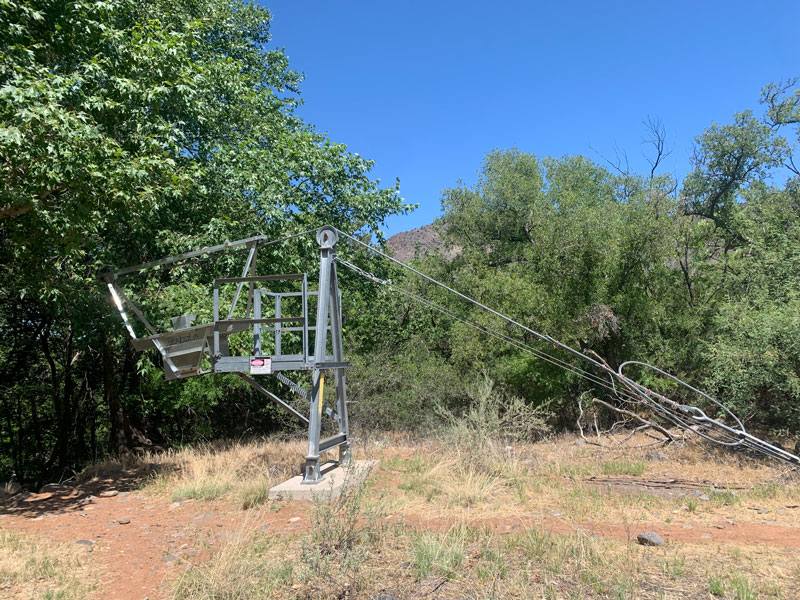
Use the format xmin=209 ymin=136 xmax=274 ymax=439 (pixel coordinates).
xmin=436 ymin=374 xmax=551 ymax=452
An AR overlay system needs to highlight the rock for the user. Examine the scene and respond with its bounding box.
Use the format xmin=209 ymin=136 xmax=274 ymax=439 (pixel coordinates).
xmin=371 ymin=596 xmax=398 ymax=600
xmin=287 ymin=516 xmax=301 ymax=524
xmin=636 ymin=531 xmax=665 ymax=547
xmin=39 ymin=483 xmax=72 ymax=494
xmin=75 ymin=539 xmax=94 ymax=546
xmin=118 ymin=518 xmax=131 ymax=524
xmin=756 ymin=508 xmax=770 ymax=514
xmin=98 ymin=490 xmax=119 ymax=498
xmin=645 ymin=451 xmax=666 ymax=461
xmin=698 ymin=494 xmax=711 ymax=501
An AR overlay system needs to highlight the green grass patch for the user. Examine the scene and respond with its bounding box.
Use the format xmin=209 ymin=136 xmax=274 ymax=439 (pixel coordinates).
xmin=411 ymin=529 xmax=466 ymax=580
xmin=600 ymin=459 xmax=646 ymax=476
xmin=172 ymin=481 xmax=232 ymax=501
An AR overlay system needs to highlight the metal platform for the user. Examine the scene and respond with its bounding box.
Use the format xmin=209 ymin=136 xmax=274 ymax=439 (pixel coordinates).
xmin=105 ymin=226 xmax=351 ymax=483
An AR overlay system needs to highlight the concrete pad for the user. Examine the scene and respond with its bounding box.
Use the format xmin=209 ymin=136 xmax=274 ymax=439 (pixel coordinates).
xmin=268 ymin=460 xmax=380 ymax=502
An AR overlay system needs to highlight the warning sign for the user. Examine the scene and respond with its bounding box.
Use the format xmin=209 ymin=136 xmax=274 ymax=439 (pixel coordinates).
xmin=250 ymin=357 xmax=272 ymax=375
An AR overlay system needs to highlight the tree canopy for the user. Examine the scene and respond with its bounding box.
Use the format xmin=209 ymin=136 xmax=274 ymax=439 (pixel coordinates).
xmin=0 ymin=0 xmax=409 ymax=483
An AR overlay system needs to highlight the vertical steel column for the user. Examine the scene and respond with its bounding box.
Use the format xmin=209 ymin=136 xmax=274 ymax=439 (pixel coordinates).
xmin=253 ymin=290 xmax=262 ymax=356
xmin=212 ymin=281 xmax=220 ymax=366
xmin=302 ymin=274 xmax=309 ymax=362
xmin=303 ymin=227 xmax=338 ymax=483
xmin=274 ymin=295 xmax=282 ymax=356
xmin=328 ymin=259 xmax=351 ymax=465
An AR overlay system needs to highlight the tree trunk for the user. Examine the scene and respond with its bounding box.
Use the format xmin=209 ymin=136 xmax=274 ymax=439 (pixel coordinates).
xmin=103 ymin=337 xmax=132 ymax=454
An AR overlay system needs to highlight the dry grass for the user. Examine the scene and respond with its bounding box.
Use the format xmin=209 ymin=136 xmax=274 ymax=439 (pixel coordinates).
xmin=167 ymin=506 xmax=798 ymax=600
xmin=170 ymin=518 xmax=294 ymax=600
xmin=81 ymin=438 xmax=309 ymax=508
xmin=76 ymin=429 xmax=800 ymax=599
xmin=0 ymin=529 xmax=97 ymax=599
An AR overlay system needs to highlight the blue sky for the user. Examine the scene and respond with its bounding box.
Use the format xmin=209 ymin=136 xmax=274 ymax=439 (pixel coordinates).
xmin=264 ymin=1 xmax=799 ymax=236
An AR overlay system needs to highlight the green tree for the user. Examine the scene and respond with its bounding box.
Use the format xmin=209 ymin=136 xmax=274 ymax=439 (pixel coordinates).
xmin=0 ymin=0 xmax=409 ymax=483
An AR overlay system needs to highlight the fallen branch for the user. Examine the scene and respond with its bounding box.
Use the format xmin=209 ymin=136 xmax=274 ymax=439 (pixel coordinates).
xmin=592 ymin=397 xmax=675 ymax=444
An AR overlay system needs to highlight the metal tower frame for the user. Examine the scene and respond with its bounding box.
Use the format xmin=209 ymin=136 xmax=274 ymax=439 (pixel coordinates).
xmin=104 ymin=226 xmax=350 ymax=483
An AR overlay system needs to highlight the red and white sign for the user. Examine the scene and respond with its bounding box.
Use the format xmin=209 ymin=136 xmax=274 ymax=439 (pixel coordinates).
xmin=250 ymin=357 xmax=272 ymax=375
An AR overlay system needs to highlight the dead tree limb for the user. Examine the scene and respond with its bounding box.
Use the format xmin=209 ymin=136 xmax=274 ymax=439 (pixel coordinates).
xmin=592 ymin=397 xmax=675 ymax=444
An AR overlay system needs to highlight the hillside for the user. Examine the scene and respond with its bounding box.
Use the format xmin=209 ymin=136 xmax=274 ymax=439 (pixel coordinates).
xmin=386 ymin=223 xmax=459 ymax=262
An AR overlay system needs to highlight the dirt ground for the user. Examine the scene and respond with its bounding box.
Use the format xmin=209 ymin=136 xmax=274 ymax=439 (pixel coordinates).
xmin=1 ymin=435 xmax=799 ymax=600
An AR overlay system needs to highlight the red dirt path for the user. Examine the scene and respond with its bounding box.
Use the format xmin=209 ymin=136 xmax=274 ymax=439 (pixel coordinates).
xmin=2 ymin=483 xmax=799 ymax=600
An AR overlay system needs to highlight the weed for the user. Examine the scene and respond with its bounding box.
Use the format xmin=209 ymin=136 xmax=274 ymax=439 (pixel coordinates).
xmin=601 ymin=459 xmax=646 ymax=476
xmin=709 ymin=489 xmax=740 ymax=506
xmin=709 ymin=575 xmax=726 ymax=596
xmin=239 ymin=480 xmax=271 ymax=509
xmin=411 ymin=528 xmax=466 ymax=579
xmin=172 ymin=481 xmax=232 ymax=501
xmin=300 ymin=477 xmax=384 ymax=584
xmin=435 ymin=375 xmax=550 ymax=455
xmin=0 ymin=530 xmax=95 ymax=600
xmin=663 ymin=554 xmax=686 ymax=579
xmin=172 ymin=530 xmax=293 ymax=599
xmin=518 ymin=529 xmax=556 ymax=562
xmin=729 ymin=575 xmax=756 ymax=600
xmin=751 ymin=482 xmax=779 ymax=499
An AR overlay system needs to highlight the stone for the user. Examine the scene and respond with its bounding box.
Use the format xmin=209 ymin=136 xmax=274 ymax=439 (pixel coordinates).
xmin=118 ymin=518 xmax=131 ymax=524
xmin=98 ymin=490 xmax=119 ymax=498
xmin=75 ymin=540 xmax=94 ymax=546
xmin=636 ymin=531 xmax=665 ymax=547
xmin=645 ymin=451 xmax=666 ymax=461
xmin=698 ymin=494 xmax=711 ymax=501
xmin=39 ymin=483 xmax=72 ymax=494
xmin=287 ymin=516 xmax=301 ymax=524
xmin=756 ymin=508 xmax=769 ymax=514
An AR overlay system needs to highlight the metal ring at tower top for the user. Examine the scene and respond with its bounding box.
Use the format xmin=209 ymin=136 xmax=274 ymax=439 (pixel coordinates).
xmin=316 ymin=226 xmax=339 ymax=249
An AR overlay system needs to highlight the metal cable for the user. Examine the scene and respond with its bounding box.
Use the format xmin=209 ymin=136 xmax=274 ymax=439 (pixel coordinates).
xmin=335 ymin=257 xmax=645 ymax=405
xmin=334 ymin=231 xmax=800 ymax=466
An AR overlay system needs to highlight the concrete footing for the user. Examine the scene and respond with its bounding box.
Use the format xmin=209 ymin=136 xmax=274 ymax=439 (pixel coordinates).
xmin=268 ymin=459 xmax=379 ymax=502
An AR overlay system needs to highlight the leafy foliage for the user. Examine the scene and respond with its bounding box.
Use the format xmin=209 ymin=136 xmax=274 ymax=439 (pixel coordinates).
xmin=0 ymin=0 xmax=409 ymax=483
